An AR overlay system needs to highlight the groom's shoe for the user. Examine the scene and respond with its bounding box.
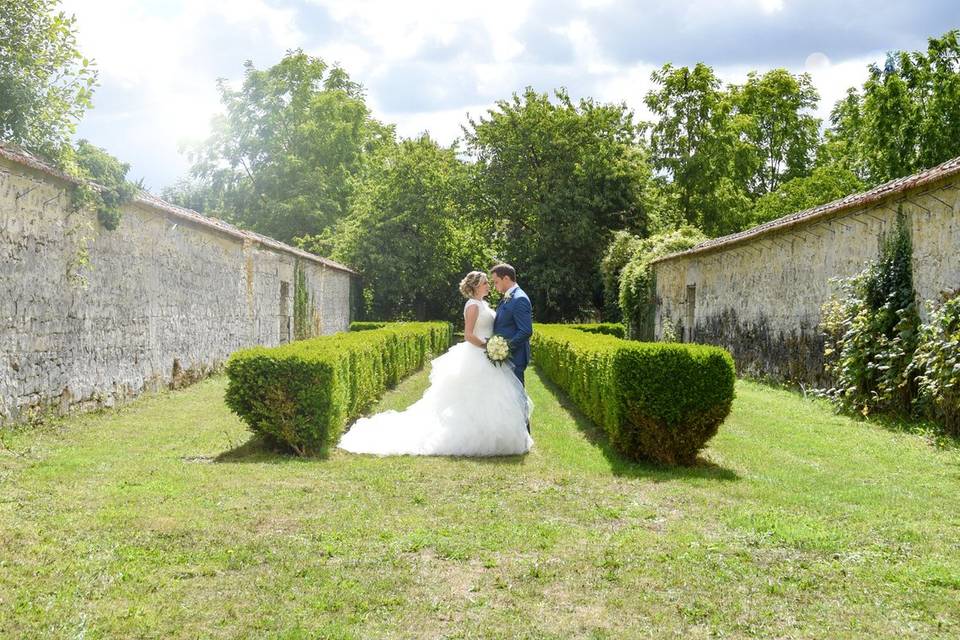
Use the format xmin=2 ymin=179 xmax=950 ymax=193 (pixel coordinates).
xmin=526 ymin=420 xmax=531 ymax=434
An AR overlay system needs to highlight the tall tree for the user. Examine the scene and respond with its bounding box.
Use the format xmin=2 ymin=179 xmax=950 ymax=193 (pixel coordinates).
xmin=184 ymin=51 xmax=393 ymax=244
xmin=0 ymin=0 xmax=97 ymax=157
xmin=731 ymin=69 xmax=821 ymax=197
xmin=465 ymin=88 xmax=651 ymax=321
xmin=749 ymin=164 xmax=864 ymax=226
xmin=316 ymin=135 xmax=490 ymax=322
xmin=821 ymin=30 xmax=960 ymax=186
xmin=645 ymin=63 xmax=751 ymax=236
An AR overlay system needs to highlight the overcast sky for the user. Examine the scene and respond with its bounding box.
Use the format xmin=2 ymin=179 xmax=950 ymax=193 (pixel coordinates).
xmin=59 ymin=0 xmax=957 ymax=192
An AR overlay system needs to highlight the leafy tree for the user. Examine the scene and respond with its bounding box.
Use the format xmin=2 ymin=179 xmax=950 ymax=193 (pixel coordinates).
xmin=821 ymin=30 xmax=960 ymax=186
xmin=465 ymin=88 xmax=651 ymax=321
xmin=645 ymin=63 xmax=752 ymax=236
xmin=314 ymin=135 xmax=490 ymax=322
xmin=749 ymin=164 xmax=863 ymax=226
xmin=731 ymin=69 xmax=820 ymax=197
xmin=185 ymin=51 xmax=393 ymax=244
xmin=817 ymin=88 xmax=867 ymax=178
xmin=0 ymin=0 xmax=97 ymax=157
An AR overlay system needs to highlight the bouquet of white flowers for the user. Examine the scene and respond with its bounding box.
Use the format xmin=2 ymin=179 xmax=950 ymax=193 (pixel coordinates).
xmin=484 ymin=335 xmax=511 ymax=366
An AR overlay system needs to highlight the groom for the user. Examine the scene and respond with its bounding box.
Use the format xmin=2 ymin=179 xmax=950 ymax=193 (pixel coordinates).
xmin=491 ymin=263 xmax=533 ymax=431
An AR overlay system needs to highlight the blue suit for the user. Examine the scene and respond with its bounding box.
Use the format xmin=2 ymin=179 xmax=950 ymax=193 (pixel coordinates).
xmin=493 ymin=286 xmax=533 ymax=386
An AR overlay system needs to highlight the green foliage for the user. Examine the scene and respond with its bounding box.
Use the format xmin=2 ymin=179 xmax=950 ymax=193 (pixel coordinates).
xmin=184 ymin=51 xmax=394 ymax=244
xmin=750 ymin=164 xmax=864 ymax=226
xmin=0 ymin=0 xmax=97 ymax=157
xmin=618 ymin=226 xmax=706 ymax=340
xmin=822 ymin=30 xmax=960 ymax=186
xmin=532 ymin=324 xmax=735 ymax=465
xmin=292 ymin=260 xmax=316 ymax=341
xmin=465 ymin=87 xmax=652 ymax=321
xmin=911 ymin=292 xmax=960 ymax=435
xmin=821 ymin=210 xmax=918 ymax=416
xmin=349 ymin=322 xmax=387 ymax=332
xmin=311 ymin=135 xmax=491 ymax=322
xmin=644 ymin=63 xmax=754 ymax=236
xmin=566 ymin=323 xmax=626 ymax=338
xmin=730 ymin=69 xmax=821 ymax=197
xmin=600 ymin=231 xmax=644 ymax=322
xmin=224 ymin=322 xmax=452 ymax=455
xmin=67 ymin=139 xmax=138 ymax=230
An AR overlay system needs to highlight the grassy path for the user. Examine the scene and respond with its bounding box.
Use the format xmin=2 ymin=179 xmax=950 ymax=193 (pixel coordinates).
xmin=1 ymin=367 xmax=958 ymax=638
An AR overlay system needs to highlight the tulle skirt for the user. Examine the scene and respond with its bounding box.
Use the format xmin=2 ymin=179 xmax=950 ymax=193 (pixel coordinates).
xmin=337 ymin=342 xmax=533 ymax=456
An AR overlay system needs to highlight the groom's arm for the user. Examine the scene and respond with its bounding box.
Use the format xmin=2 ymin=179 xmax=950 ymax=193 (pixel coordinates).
xmin=510 ymin=297 xmax=533 ymax=350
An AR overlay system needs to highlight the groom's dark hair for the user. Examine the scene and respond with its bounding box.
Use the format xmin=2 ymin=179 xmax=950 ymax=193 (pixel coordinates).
xmin=490 ymin=263 xmax=516 ymax=281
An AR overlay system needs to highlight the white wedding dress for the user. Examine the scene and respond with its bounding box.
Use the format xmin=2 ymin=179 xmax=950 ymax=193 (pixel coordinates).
xmin=337 ymin=299 xmax=533 ymax=456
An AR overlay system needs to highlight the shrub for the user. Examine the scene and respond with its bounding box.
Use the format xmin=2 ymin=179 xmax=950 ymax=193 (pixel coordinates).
xmin=567 ymin=323 xmax=626 ymax=338
xmin=225 ymin=322 xmax=452 ymax=455
xmin=349 ymin=322 xmax=388 ymax=332
xmin=821 ymin=210 xmax=918 ymax=416
xmin=532 ymin=324 xmax=735 ymax=465
xmin=911 ymin=291 xmax=960 ymax=435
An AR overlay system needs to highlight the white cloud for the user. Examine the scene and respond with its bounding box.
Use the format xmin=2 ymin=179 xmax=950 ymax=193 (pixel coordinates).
xmin=54 ymin=0 xmax=928 ymax=191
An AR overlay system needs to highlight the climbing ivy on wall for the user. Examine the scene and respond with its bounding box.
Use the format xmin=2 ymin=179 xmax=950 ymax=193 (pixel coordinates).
xmin=821 ymin=206 xmax=919 ymax=416
xmin=293 ymin=259 xmax=316 ymax=341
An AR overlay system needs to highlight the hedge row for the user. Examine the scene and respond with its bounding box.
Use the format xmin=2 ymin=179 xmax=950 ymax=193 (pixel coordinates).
xmin=349 ymin=321 xmax=388 ymax=332
xmin=225 ymin=322 xmax=452 ymax=455
xmin=566 ymin=323 xmax=626 ymax=338
xmin=532 ymin=324 xmax=735 ymax=465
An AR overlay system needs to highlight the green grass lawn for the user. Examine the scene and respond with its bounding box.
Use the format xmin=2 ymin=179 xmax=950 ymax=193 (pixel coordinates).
xmin=1 ymin=367 xmax=959 ymax=639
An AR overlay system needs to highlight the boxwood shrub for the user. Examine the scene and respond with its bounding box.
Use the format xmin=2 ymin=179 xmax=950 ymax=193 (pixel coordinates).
xmin=532 ymin=324 xmax=735 ymax=465
xmin=567 ymin=323 xmax=626 ymax=338
xmin=225 ymin=322 xmax=452 ymax=455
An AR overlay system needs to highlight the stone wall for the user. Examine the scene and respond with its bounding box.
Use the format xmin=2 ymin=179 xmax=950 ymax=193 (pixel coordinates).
xmin=653 ymin=172 xmax=960 ymax=384
xmin=0 ymin=152 xmax=354 ymax=425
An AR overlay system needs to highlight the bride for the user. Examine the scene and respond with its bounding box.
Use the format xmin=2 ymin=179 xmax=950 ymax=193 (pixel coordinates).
xmin=337 ymin=271 xmax=533 ymax=457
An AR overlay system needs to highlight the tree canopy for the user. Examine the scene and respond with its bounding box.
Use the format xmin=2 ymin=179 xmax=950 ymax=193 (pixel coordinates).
xmin=0 ymin=0 xmax=97 ymax=157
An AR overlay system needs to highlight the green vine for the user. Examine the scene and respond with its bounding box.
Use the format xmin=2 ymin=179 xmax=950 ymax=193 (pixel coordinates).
xmin=50 ymin=140 xmax=138 ymax=287
xmin=293 ymin=259 xmax=316 ymax=340
xmin=821 ymin=206 xmax=918 ymax=416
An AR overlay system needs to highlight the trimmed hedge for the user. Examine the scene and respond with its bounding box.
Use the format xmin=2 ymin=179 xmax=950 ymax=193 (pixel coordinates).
xmin=532 ymin=324 xmax=735 ymax=465
xmin=349 ymin=321 xmax=388 ymax=332
xmin=225 ymin=322 xmax=452 ymax=455
xmin=567 ymin=323 xmax=626 ymax=338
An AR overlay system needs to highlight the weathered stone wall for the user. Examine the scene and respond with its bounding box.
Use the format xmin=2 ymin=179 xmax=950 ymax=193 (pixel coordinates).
xmin=653 ymin=175 xmax=960 ymax=384
xmin=0 ymin=156 xmax=353 ymax=425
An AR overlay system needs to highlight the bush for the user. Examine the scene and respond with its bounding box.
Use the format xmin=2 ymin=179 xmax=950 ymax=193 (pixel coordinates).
xmin=225 ymin=322 xmax=452 ymax=455
xmin=532 ymin=324 xmax=735 ymax=465
xmin=821 ymin=210 xmax=918 ymax=416
xmin=911 ymin=291 xmax=960 ymax=435
xmin=349 ymin=322 xmax=388 ymax=332
xmin=567 ymin=323 xmax=626 ymax=338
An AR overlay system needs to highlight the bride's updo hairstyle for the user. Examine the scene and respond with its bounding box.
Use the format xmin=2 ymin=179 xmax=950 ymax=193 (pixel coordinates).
xmin=459 ymin=271 xmax=487 ymax=298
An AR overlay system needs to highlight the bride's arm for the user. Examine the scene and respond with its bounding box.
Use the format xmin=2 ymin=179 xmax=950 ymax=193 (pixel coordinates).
xmin=463 ymin=304 xmax=486 ymax=348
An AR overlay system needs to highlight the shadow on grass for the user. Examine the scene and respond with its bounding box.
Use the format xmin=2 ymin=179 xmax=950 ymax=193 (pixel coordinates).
xmin=214 ymin=433 xmax=531 ymax=465
xmin=215 ymin=434 xmax=330 ymax=464
xmin=534 ymin=368 xmax=740 ymax=483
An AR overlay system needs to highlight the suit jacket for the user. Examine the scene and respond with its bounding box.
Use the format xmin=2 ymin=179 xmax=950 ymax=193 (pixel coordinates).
xmin=493 ymin=286 xmax=533 ymax=370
